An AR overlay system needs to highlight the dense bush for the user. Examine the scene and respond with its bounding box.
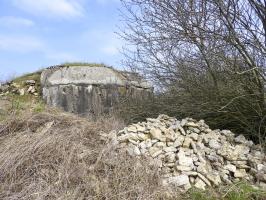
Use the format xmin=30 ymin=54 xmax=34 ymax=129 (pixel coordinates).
xmin=117 ymin=84 xmax=265 ymax=145
xmin=119 ymin=0 xmax=266 ymax=144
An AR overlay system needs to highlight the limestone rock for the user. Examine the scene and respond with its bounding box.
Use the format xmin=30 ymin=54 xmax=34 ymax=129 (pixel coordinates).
xmin=19 ymin=88 xmax=25 ymax=96
xmin=137 ymin=133 xmax=149 ymax=141
xmin=27 ymin=86 xmax=36 ymax=94
xmin=166 ymin=175 xmax=190 ymax=187
xmin=209 ymin=139 xmax=221 ymax=149
xmin=189 ymin=133 xmax=199 ymax=141
xmin=235 ymin=135 xmax=253 ymax=146
xmin=183 ymin=137 xmax=192 ymax=148
xmin=165 ymin=153 xmax=176 ymax=163
xmin=135 ymin=124 xmax=146 ymax=132
xmin=112 ymin=114 xmax=266 ymax=191
xmin=206 ymin=172 xmax=221 ymax=186
xmin=176 ymin=165 xmax=192 ymax=172
xmin=177 ymin=150 xmax=193 ymax=167
xmin=163 ymin=146 xmax=177 ymax=153
xmin=149 ymin=146 xmax=163 ymax=158
xmin=26 ymin=80 xmax=36 ymax=85
xmin=150 ymin=128 xmax=166 ymax=142
xmin=194 ymin=178 xmax=206 ymax=190
xmin=224 ymin=164 xmax=237 ymax=173
xmin=234 ymin=169 xmax=247 ymax=178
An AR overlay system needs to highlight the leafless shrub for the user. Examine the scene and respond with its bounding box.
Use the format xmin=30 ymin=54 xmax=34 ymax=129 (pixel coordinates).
xmin=119 ymin=0 xmax=266 ymax=143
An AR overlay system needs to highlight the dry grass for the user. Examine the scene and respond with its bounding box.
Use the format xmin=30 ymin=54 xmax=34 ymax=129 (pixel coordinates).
xmin=0 ymin=109 xmax=169 ymax=200
xmin=0 ymin=108 xmax=265 ymax=200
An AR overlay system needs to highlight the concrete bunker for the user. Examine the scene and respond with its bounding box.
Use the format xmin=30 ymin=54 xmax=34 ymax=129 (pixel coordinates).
xmin=41 ymin=65 xmax=153 ymax=116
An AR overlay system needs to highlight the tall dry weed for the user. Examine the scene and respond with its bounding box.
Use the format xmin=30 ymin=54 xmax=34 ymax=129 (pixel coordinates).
xmin=0 ymin=110 xmax=169 ymax=200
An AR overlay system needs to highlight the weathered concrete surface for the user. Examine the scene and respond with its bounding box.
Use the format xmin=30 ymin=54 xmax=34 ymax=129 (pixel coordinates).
xmin=41 ymin=66 xmax=153 ymax=116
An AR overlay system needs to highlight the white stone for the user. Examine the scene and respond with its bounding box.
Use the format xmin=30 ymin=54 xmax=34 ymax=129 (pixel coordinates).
xmin=183 ymin=137 xmax=192 ymax=148
xmin=135 ymin=124 xmax=146 ymax=132
xmin=27 ymin=86 xmax=35 ymax=93
xmin=234 ymin=134 xmax=246 ymax=143
xmin=190 ymin=176 xmax=195 ymax=184
xmin=164 ymin=163 xmax=175 ymax=167
xmin=186 ymin=122 xmax=199 ymax=128
xmin=145 ymin=140 xmax=152 ymax=148
xmin=221 ymin=130 xmax=235 ymax=137
xmin=137 ymin=133 xmax=149 ymax=141
xmin=166 ymin=175 xmax=190 ymax=187
xmin=173 ymin=139 xmax=182 ymax=148
xmin=177 ymin=125 xmax=186 ymax=135
xmin=234 ymin=145 xmax=250 ymax=155
xmin=133 ymin=146 xmax=141 ymax=155
xmin=176 ymin=165 xmax=192 ymax=171
xmin=128 ymin=139 xmax=139 ymax=145
xmin=151 ymin=139 xmax=159 ymax=144
xmin=257 ymin=164 xmax=266 ymax=171
xmin=167 ymin=142 xmax=174 ymax=146
xmin=194 ymin=178 xmax=206 ymax=190
xmin=26 ymin=80 xmax=36 ymax=85
xmin=189 ymin=133 xmax=199 ymax=140
xmin=163 ymin=146 xmax=177 ymax=153
xmin=180 ymin=119 xmax=187 ymax=127
xmin=224 ymin=164 xmax=237 ymax=173
xmin=154 ymin=142 xmax=166 ymax=148
xmin=234 ymin=169 xmax=247 ymax=178
xmin=153 ymin=159 xmax=163 ymax=168
xmin=206 ymin=172 xmax=221 ymax=186
xmin=139 ymin=142 xmax=147 ymax=150
xmin=127 ymin=126 xmax=138 ymax=133
xmin=149 ymin=146 xmax=163 ymax=158
xmin=184 ymin=182 xmax=192 ymax=191
xmin=19 ymin=88 xmax=25 ymax=96
xmin=197 ymin=173 xmax=212 ymax=186
xmin=177 ymin=150 xmax=193 ymax=167
xmin=197 ymin=164 xmax=211 ymax=175
xmin=208 ymin=139 xmax=221 ymax=149
xmin=150 ymin=128 xmax=166 ymax=141
xmin=165 ymin=153 xmax=176 ymax=163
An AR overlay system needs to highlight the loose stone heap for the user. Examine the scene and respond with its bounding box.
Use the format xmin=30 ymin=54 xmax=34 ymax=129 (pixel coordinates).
xmin=113 ymin=115 xmax=266 ymax=191
xmin=0 ymin=80 xmax=38 ymax=96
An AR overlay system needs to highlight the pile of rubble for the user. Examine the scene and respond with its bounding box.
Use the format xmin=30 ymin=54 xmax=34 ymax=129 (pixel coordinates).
xmin=0 ymin=80 xmax=38 ymax=96
xmin=111 ymin=115 xmax=266 ymax=191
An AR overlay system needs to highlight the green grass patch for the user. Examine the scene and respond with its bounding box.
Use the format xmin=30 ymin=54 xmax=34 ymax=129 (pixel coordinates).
xmin=186 ymin=182 xmax=266 ymax=200
xmin=11 ymin=70 xmax=42 ymax=96
xmin=12 ymin=70 xmax=42 ymax=84
xmin=222 ymin=182 xmax=266 ymax=200
xmin=33 ymin=101 xmax=46 ymax=113
xmin=5 ymin=94 xmax=43 ymax=114
xmin=61 ymin=62 xmax=108 ymax=68
xmin=187 ymin=187 xmax=218 ymax=200
xmin=9 ymin=94 xmax=33 ymax=111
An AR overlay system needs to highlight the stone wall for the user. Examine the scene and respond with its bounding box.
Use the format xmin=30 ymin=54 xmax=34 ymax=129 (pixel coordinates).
xmin=41 ymin=66 xmax=153 ymax=116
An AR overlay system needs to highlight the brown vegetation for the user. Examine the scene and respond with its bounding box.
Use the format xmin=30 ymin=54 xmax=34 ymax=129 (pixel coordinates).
xmin=0 ymin=109 xmax=166 ymax=200
xmin=120 ymin=0 xmax=266 ymax=144
xmin=0 ymin=107 xmax=265 ymax=199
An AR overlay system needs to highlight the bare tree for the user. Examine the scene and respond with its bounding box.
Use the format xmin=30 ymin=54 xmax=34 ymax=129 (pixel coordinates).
xmin=120 ymin=0 xmax=266 ymax=142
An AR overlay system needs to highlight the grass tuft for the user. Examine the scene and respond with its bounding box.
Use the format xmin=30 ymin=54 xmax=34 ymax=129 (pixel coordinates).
xmin=61 ymin=62 xmax=109 ymax=68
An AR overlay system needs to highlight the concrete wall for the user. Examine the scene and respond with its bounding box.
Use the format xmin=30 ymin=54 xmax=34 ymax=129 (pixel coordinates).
xmin=41 ymin=66 xmax=153 ymax=116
